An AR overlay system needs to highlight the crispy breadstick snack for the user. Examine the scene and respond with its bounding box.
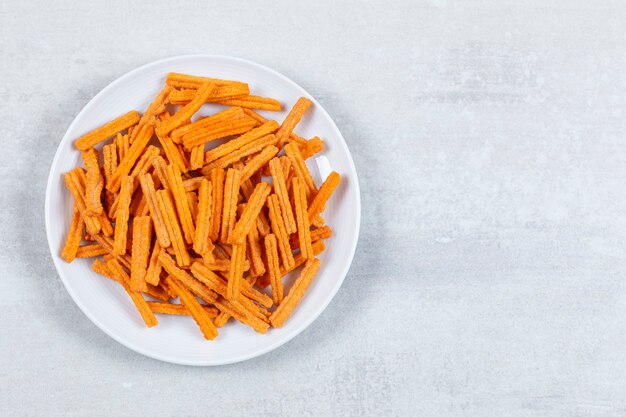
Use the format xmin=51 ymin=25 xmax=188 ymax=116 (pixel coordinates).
xmin=275 ymin=97 xmax=312 ymax=147
xmin=81 ymin=148 xmax=104 ymax=215
xmin=113 ymin=176 xmax=134 ymax=255
xmin=239 ymin=145 xmax=279 ymax=182
xmin=139 ymin=173 xmax=171 ymax=248
xmin=266 ymin=194 xmax=295 ymax=270
xmin=147 ymin=301 xmax=219 ymax=318
xmin=203 ymin=121 xmax=278 ymax=165
xmin=213 ymin=312 xmax=230 ymax=327
xmin=61 ymin=207 xmax=84 ymax=262
xmin=166 ymin=163 xmax=195 ymax=244
xmin=301 ymin=136 xmax=324 ymax=159
xmin=189 ymin=145 xmax=204 ymax=170
xmin=201 ymin=134 xmax=278 ymax=173
xmin=220 ymin=168 xmax=241 ymax=243
xmin=165 ymin=276 xmax=218 ymax=340
xmin=229 ymin=182 xmax=271 ymax=244
xmin=166 ymin=73 xmax=246 ymax=89
xmin=159 ymin=253 xmax=217 ymax=304
xmin=292 ymin=177 xmax=313 ymax=260
xmin=76 ymin=244 xmax=108 ymax=258
xmin=226 ymin=240 xmax=246 ymax=301
xmin=193 ymin=178 xmax=212 ymax=256
xmin=107 ymin=124 xmax=154 ymax=193
xmin=155 ymin=82 xmax=215 ymax=137
xmin=130 ymin=216 xmax=152 ymax=292
xmin=308 ymin=170 xmax=341 ymax=220
xmin=212 ymin=95 xmax=281 ymax=111
xmin=171 ymin=106 xmax=245 ymax=143
xmin=270 ymin=258 xmax=320 ymax=328
xmin=169 ymin=84 xmax=250 ymax=105
xmin=75 ymin=110 xmax=140 ymax=150
xmin=182 ymin=117 xmax=256 ymax=150
xmin=269 ymin=157 xmax=296 ymax=234
xmin=156 ymin=133 xmax=188 ymax=173
xmin=291 ymin=226 xmax=332 ymax=249
xmin=107 ymin=258 xmax=158 ymax=327
xmin=156 ymin=189 xmax=190 ymax=266
xmin=64 ymin=169 xmax=101 ymax=236
xmin=264 ymin=234 xmax=283 ymax=305
xmin=247 ymin=222 xmax=265 ymax=277
xmin=131 ymin=86 xmax=171 ymax=143
xmin=145 ymin=240 xmax=162 ymax=286
xmin=284 ymin=141 xmax=317 ymax=198
xmin=208 ymin=167 xmax=225 ymax=242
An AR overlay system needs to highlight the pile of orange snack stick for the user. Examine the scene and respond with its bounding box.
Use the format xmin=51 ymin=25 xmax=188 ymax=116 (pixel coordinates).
xmin=61 ymin=73 xmax=341 ymax=339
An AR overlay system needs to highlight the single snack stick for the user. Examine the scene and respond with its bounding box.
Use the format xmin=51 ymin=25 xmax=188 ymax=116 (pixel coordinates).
xmin=310 ymin=214 xmax=326 ymax=228
xmin=189 ymin=145 xmax=205 ymax=170
xmin=76 ymin=244 xmax=108 ymax=258
xmin=106 ymin=258 xmax=158 ymax=328
xmin=169 ymin=83 xmax=250 ymax=105
xmin=139 ymin=173 xmax=171 ymax=248
xmin=81 ymin=148 xmax=104 ymax=215
xmin=284 ymin=141 xmax=317 ymax=198
xmin=264 ymin=233 xmax=283 ymax=305
xmin=150 ymin=156 xmax=170 ymax=190
xmin=165 ymin=276 xmax=218 ymax=340
xmin=226 ymin=240 xmax=246 ymax=301
xmin=240 ymin=178 xmax=271 ymax=237
xmin=74 ymin=169 xmax=113 ymax=237
xmin=241 ymin=108 xmax=268 ymax=125
xmin=182 ymin=117 xmax=257 ymax=150
xmin=292 ymin=177 xmax=313 ymax=260
xmin=213 ymin=312 xmax=230 ymax=327
xmin=308 ymin=171 xmax=341 ymax=221
xmin=201 ymin=134 xmax=278 ymax=174
xmin=107 ymin=124 xmax=154 ymax=193
xmin=166 ymin=163 xmax=195 ymax=245
xmin=193 ymin=178 xmax=212 ymax=256
xmin=239 ymin=145 xmax=279 ymax=182
xmin=212 ymin=95 xmax=281 ymax=112
xmin=166 ymin=72 xmax=246 ymax=89
xmin=208 ymin=167 xmax=225 ymax=242
xmin=186 ymin=191 xmax=198 ymax=220
xmin=171 ymin=106 xmax=245 ymax=143
xmin=74 ymin=110 xmax=140 ymax=150
xmin=269 ymin=157 xmax=296 ymax=234
xmin=158 ymin=253 xmax=217 ymax=304
xmin=266 ymin=194 xmax=295 ymax=270
xmin=155 ymin=189 xmax=190 ymax=267
xmin=156 ymin=133 xmax=188 ymax=174
xmin=113 ymin=176 xmax=134 ymax=255
xmin=275 ymin=97 xmax=312 ymax=148
xmin=145 ymin=240 xmax=162 ymax=286
xmin=220 ymin=168 xmax=241 ymax=243
xmin=229 ymin=182 xmax=271 ymax=244
xmin=64 ymin=169 xmax=101 ymax=236
xmin=130 ymin=86 xmax=171 ymax=143
xmin=155 ymin=82 xmax=216 ymax=137
xmin=203 ymin=121 xmax=278 ymax=165
xmin=182 ymin=177 xmax=204 ymax=192
xmin=147 ymin=302 xmax=219 ymax=318
xmin=247 ymin=223 xmax=265 ymax=277
xmin=300 ymin=136 xmax=324 ymax=160
xmin=60 ymin=207 xmax=84 ymax=262
xmin=130 ymin=216 xmax=152 ymax=292
xmin=270 ymin=258 xmax=320 ymax=328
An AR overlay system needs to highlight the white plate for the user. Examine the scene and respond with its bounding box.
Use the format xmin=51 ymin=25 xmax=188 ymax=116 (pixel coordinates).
xmin=45 ymin=55 xmax=361 ymax=365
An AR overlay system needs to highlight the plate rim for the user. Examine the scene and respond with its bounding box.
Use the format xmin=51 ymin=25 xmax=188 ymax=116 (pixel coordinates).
xmin=45 ymin=54 xmax=361 ymax=366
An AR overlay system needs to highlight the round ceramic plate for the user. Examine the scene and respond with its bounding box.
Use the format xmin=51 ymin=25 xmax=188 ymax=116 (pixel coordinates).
xmin=45 ymin=55 xmax=361 ymax=365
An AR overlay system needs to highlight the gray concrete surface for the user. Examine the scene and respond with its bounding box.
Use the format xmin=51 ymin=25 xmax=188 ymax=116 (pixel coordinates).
xmin=2 ymin=1 xmax=626 ymax=415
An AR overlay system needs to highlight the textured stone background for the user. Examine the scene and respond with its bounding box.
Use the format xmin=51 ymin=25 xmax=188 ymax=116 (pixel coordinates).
xmin=2 ymin=1 xmax=626 ymax=416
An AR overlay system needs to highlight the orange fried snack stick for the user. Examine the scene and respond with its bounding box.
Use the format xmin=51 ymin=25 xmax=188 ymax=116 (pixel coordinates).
xmin=76 ymin=244 xmax=108 ymax=258
xmin=239 ymin=145 xmax=279 ymax=182
xmin=169 ymin=84 xmax=250 ymax=105
xmin=81 ymin=148 xmax=104 ymax=215
xmin=187 ymin=191 xmax=198 ymax=220
xmin=269 ymin=157 xmax=296 ymax=234
xmin=150 ymin=156 xmax=170 ymax=190
xmin=147 ymin=302 xmax=219 ymax=318
xmin=156 ymin=133 xmax=188 ymax=174
xmin=130 ymin=216 xmax=152 ymax=292
xmin=300 ymin=136 xmax=324 ymax=160
xmin=171 ymin=106 xmax=245 ymax=143
xmin=208 ymin=168 xmax=225 ymax=242
xmin=189 ymin=145 xmax=204 ymax=170
xmin=166 ymin=73 xmax=245 ymax=89
xmin=139 ymin=173 xmax=171 ymax=248
xmin=182 ymin=117 xmax=257 ymax=150
xmin=284 ymin=141 xmax=317 ymax=198
xmin=193 ymin=178 xmax=212 ymax=256
xmin=213 ymin=312 xmax=230 ymax=327
xmin=229 ymin=182 xmax=271 ymax=244
xmin=107 ymin=124 xmax=154 ymax=193
xmin=212 ymin=95 xmax=281 ymax=112
xmin=270 ymin=258 xmax=320 ymax=328
xmin=158 ymin=253 xmax=217 ymax=304
xmin=155 ymin=82 xmax=215 ymax=138
xmin=226 ymin=239 xmax=247 ymax=301
xmin=308 ymin=171 xmax=341 ymax=220
xmin=165 ymin=276 xmax=218 ymax=340
xmin=201 ymin=134 xmax=278 ymax=174
xmin=106 ymin=258 xmax=158 ymax=327
xmin=131 ymin=86 xmax=171 ymax=143
xmin=220 ymin=168 xmax=241 ymax=243
xmin=166 ymin=163 xmax=196 ymax=245
xmin=64 ymin=169 xmax=101 ymax=236
xmin=182 ymin=177 xmax=204 ymax=192
xmin=203 ymin=121 xmax=278 ymax=165
xmin=113 ymin=176 xmax=134 ymax=255
xmin=74 ymin=110 xmax=140 ymax=150
xmin=61 ymin=207 xmax=84 ymax=263
xmin=275 ymin=97 xmax=312 ymax=148
xmin=266 ymin=194 xmax=295 ymax=270
xmin=292 ymin=177 xmax=313 ymax=260
xmin=155 ymin=189 xmax=191 ymax=267
xmin=247 ymin=223 xmax=265 ymax=277
xmin=145 ymin=240 xmax=162 ymax=286
xmin=264 ymin=233 xmax=283 ymax=305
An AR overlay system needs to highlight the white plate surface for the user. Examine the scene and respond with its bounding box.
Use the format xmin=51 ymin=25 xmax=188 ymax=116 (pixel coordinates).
xmin=45 ymin=55 xmax=360 ymax=365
